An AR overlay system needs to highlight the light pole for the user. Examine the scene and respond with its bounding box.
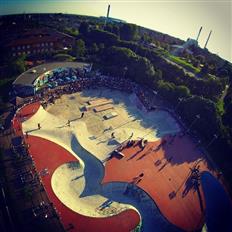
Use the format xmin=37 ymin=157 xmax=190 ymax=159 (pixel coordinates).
xmin=174 ymin=97 xmax=183 ymax=112
xmin=186 ymin=114 xmax=200 ymax=133
xmin=123 ymin=66 xmax=128 ymax=78
xmin=205 ymin=134 xmax=218 ymax=149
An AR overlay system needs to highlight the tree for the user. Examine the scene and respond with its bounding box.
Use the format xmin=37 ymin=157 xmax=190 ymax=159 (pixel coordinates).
xmin=141 ymin=33 xmax=152 ymax=43
xmin=157 ymin=80 xmax=175 ymax=102
xmin=73 ymin=39 xmax=86 ymax=58
xmin=199 ymin=63 xmax=209 ymax=75
xmin=216 ymin=99 xmax=225 ymax=116
xmin=178 ymin=96 xmax=221 ymax=140
xmin=98 ymin=43 xmax=105 ymax=52
xmin=103 ymin=46 xmax=137 ymax=66
xmin=64 ymin=27 xmax=79 ymax=37
xmin=87 ymin=29 xmax=119 ymax=47
xmin=217 ymin=61 xmax=232 ymax=79
xmin=112 ymin=25 xmax=120 ymax=36
xmin=101 ymin=46 xmax=157 ymax=85
xmin=11 ymin=55 xmax=26 ymax=75
xmin=128 ymin=56 xmax=156 ymax=85
xmin=105 ymin=24 xmax=120 ymax=36
xmin=90 ymin=43 xmax=99 ymax=54
xmin=105 ymin=24 xmax=113 ymax=33
xmin=79 ymin=21 xmax=89 ymax=35
xmin=175 ymin=85 xmax=191 ymax=98
xmin=223 ymin=101 xmax=232 ymax=128
xmin=120 ymin=23 xmax=138 ymax=41
xmin=196 ymin=55 xmax=206 ymax=64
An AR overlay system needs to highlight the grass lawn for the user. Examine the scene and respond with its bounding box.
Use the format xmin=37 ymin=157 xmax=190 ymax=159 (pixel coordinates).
xmin=167 ymin=54 xmax=201 ymax=74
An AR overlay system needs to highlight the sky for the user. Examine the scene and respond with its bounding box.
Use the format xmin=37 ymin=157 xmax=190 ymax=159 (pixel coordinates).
xmin=1 ymin=0 xmax=231 ymax=62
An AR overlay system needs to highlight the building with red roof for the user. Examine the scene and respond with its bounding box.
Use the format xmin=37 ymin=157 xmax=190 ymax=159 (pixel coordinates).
xmin=6 ymin=28 xmax=75 ymax=57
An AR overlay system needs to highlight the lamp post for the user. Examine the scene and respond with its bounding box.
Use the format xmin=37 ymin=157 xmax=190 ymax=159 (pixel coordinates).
xmin=174 ymin=97 xmax=183 ymax=112
xmin=186 ymin=114 xmax=200 ymax=133
xmin=205 ymin=134 xmax=218 ymax=149
xmin=123 ymin=66 xmax=128 ymax=78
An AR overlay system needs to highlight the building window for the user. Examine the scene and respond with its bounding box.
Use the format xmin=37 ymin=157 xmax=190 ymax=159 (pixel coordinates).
xmin=17 ymin=46 xmax=21 ymax=50
xmin=22 ymin=45 xmax=25 ymax=49
xmin=50 ymin=42 xmax=53 ymax=46
xmin=41 ymin=43 xmax=44 ymax=47
xmin=13 ymin=53 xmax=16 ymax=57
xmin=27 ymin=51 xmax=31 ymax=54
xmin=18 ymin=52 xmax=21 ymax=55
xmin=12 ymin=47 xmax=15 ymax=51
xmin=27 ymin=45 xmax=30 ymax=48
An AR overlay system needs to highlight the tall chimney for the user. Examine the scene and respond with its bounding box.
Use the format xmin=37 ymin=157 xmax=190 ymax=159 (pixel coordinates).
xmin=196 ymin=26 xmax=203 ymax=42
xmin=204 ymin=30 xmax=212 ymax=49
xmin=107 ymin=4 xmax=110 ymax=18
xmin=104 ymin=4 xmax=111 ymax=27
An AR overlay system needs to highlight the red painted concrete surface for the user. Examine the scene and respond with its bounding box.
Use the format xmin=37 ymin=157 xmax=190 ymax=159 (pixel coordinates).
xmin=103 ymin=136 xmax=214 ymax=231
xmin=12 ymin=102 xmax=40 ymax=136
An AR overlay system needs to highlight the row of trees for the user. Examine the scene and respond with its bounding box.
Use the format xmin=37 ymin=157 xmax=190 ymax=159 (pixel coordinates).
xmin=79 ymin=21 xmax=139 ymax=41
xmin=100 ymin=46 xmax=161 ymax=86
xmin=108 ymin=39 xmax=226 ymax=102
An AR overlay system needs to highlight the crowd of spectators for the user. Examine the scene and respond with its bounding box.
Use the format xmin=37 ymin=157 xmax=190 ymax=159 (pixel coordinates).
xmin=32 ymin=71 xmax=158 ymax=111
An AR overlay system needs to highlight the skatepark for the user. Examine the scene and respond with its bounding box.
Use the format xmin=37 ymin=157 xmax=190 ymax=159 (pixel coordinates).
xmin=12 ymin=86 xmax=216 ymax=232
